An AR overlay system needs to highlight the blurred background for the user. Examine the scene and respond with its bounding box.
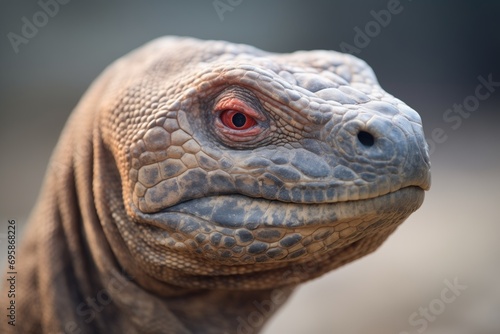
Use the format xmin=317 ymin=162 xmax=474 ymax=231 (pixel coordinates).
xmin=1 ymin=1 xmax=499 ymax=333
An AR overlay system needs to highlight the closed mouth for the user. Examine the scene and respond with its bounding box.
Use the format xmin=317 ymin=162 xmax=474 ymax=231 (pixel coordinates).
xmin=134 ymin=186 xmax=425 ymax=231
xmin=130 ymin=186 xmax=425 ymax=268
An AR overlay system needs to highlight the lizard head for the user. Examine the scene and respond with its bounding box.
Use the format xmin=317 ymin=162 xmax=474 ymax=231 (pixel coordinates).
xmin=99 ymin=37 xmax=431 ymax=290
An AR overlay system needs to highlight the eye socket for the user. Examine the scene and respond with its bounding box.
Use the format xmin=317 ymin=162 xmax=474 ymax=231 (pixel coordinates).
xmin=213 ymin=95 xmax=267 ymax=144
xmin=220 ymin=109 xmax=257 ymax=130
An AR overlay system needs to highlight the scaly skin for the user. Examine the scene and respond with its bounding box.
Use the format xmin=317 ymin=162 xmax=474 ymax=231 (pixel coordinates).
xmin=1 ymin=37 xmax=430 ymax=333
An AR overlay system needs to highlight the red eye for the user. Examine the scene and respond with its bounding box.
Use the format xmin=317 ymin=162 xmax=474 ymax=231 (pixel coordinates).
xmin=220 ymin=109 xmax=257 ymax=130
xmin=214 ymin=98 xmax=265 ymax=142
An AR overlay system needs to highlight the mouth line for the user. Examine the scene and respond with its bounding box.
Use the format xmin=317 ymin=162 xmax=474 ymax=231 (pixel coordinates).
xmin=135 ymin=186 xmax=425 ymax=231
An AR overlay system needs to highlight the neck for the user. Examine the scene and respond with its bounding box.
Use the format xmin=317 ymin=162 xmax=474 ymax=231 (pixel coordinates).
xmin=164 ymin=287 xmax=294 ymax=333
xmin=96 ymin=265 xmax=294 ymax=333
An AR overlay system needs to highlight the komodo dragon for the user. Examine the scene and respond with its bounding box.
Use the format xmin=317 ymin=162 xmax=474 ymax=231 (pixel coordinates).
xmin=2 ymin=37 xmax=431 ymax=333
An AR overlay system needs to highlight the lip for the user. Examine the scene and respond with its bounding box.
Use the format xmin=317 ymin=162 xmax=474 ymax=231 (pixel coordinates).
xmin=130 ymin=186 xmax=426 ymax=271
xmin=134 ymin=186 xmax=425 ymax=231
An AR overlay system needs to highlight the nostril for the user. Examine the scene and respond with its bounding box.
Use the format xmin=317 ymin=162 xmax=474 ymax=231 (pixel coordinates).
xmin=357 ymin=131 xmax=375 ymax=147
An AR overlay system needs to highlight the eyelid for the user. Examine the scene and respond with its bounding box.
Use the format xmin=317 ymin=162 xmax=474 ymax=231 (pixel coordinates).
xmin=210 ymin=90 xmax=272 ymax=146
xmin=214 ymin=98 xmax=266 ymax=122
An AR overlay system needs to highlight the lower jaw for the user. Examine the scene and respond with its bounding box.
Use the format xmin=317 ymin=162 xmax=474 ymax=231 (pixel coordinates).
xmin=136 ymin=186 xmax=425 ymax=230
xmin=130 ymin=187 xmax=424 ymax=283
xmin=137 ymin=223 xmax=402 ymax=290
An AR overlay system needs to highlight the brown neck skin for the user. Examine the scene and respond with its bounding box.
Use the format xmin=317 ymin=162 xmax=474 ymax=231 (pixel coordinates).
xmin=87 ymin=250 xmax=295 ymax=334
xmin=164 ymin=288 xmax=294 ymax=334
xmin=0 ymin=112 xmax=293 ymax=334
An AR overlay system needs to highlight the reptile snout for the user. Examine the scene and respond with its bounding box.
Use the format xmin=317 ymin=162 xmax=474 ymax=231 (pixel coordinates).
xmin=323 ymin=100 xmax=431 ymax=194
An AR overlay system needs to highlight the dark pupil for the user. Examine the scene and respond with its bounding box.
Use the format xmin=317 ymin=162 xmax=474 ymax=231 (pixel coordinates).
xmin=232 ymin=113 xmax=247 ymax=127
